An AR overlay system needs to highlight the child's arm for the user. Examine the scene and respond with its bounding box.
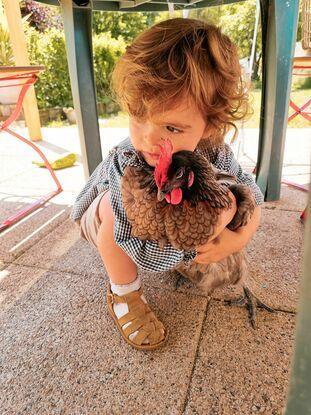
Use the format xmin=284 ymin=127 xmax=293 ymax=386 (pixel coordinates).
xmin=193 ymin=141 xmax=264 ymax=264
xmin=194 ymin=205 xmax=261 ymax=264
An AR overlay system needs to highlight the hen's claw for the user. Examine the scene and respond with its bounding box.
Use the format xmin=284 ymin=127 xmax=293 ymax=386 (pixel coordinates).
xmin=174 ymin=271 xmax=188 ymax=290
xmin=225 ymin=286 xmax=274 ymax=329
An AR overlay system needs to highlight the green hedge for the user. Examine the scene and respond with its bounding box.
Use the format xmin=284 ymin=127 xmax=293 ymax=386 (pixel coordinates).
xmin=93 ymin=34 xmax=126 ymax=104
xmin=27 ymin=27 xmax=125 ymax=110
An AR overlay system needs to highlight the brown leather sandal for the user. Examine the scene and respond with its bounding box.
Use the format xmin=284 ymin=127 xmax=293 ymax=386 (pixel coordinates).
xmin=106 ymin=283 xmax=169 ymax=350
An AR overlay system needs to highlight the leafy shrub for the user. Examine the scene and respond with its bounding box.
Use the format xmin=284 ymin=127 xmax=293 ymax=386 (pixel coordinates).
xmin=0 ymin=14 xmax=14 ymax=66
xmin=292 ymin=76 xmax=311 ymax=91
xmin=93 ymin=33 xmax=126 ymax=105
xmin=26 ymin=27 xmax=125 ymax=110
xmin=27 ymin=27 xmax=72 ymax=108
xmin=93 ymin=11 xmax=157 ymax=42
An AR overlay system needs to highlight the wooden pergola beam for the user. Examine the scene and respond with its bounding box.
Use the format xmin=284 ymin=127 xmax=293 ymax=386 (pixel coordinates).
xmin=2 ymin=0 xmax=42 ymax=141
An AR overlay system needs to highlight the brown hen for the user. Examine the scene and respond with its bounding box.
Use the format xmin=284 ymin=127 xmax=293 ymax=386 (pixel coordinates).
xmin=121 ymin=140 xmax=273 ymax=327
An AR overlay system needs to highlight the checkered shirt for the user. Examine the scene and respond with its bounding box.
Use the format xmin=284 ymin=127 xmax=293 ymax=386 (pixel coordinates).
xmin=70 ymin=137 xmax=264 ymax=272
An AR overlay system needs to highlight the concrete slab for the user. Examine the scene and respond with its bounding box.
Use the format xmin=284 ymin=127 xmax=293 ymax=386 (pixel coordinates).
xmin=0 ymin=201 xmax=70 ymax=263
xmin=184 ymin=301 xmax=295 ymax=415
xmin=0 ymin=128 xmax=128 ymax=197
xmin=0 ymin=264 xmax=207 ymax=414
xmin=243 ymin=209 xmax=304 ymax=312
xmin=0 ymin=155 xmax=32 ymax=184
xmin=0 ymin=164 xmax=85 ymax=193
xmin=15 ymin=218 xmax=102 ymax=272
xmin=0 ymin=187 xmax=78 ymax=212
xmin=263 ymin=185 xmax=308 ymax=212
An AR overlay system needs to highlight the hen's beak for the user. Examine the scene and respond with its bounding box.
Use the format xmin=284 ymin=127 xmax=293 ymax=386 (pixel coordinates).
xmin=157 ymin=189 xmax=166 ymax=201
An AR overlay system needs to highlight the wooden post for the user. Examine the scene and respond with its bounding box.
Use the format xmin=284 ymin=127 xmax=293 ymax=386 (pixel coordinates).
xmin=2 ymin=0 xmax=42 ymax=141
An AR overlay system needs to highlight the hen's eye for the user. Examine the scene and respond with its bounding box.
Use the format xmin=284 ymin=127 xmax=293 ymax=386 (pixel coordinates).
xmin=175 ymin=168 xmax=184 ymax=179
xmin=166 ymin=125 xmax=182 ymax=134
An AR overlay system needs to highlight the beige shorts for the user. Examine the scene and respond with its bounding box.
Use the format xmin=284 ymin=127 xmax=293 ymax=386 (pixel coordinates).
xmin=77 ymin=191 xmax=108 ymax=249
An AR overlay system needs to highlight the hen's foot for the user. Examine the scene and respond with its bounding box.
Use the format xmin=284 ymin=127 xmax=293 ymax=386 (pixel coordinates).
xmin=225 ymin=286 xmax=274 ymax=329
xmin=173 ymin=271 xmax=189 ymax=290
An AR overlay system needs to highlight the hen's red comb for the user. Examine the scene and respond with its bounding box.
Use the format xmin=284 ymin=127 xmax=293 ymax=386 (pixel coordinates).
xmin=154 ymin=138 xmax=173 ymax=189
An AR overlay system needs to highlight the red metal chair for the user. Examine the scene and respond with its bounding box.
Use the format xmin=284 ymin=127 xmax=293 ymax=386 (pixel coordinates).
xmin=0 ymin=66 xmax=63 ymax=233
xmin=251 ymin=54 xmax=310 ymax=222
xmin=284 ymin=56 xmax=310 ymax=223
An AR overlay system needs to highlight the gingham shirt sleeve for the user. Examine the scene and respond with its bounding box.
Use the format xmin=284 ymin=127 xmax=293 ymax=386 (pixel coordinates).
xmin=70 ymin=154 xmax=110 ymax=221
xmin=199 ymin=142 xmax=264 ymax=205
xmin=109 ymin=150 xmax=196 ymax=272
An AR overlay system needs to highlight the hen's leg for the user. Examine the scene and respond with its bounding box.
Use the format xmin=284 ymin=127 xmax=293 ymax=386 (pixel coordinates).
xmin=226 ymin=286 xmax=274 ymax=329
xmin=173 ymin=270 xmax=190 ymax=290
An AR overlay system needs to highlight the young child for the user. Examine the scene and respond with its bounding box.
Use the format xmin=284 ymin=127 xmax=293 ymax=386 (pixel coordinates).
xmin=71 ymin=18 xmax=264 ymax=351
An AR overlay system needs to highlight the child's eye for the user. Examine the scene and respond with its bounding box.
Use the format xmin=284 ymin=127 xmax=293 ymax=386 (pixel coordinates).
xmin=166 ymin=125 xmax=182 ymax=134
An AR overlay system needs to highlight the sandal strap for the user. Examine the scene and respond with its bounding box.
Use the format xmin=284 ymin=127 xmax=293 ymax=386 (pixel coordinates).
xmin=110 ymin=288 xmax=143 ymax=304
xmin=108 ymin=285 xmax=165 ymax=346
xmin=118 ymin=303 xmax=148 ymax=327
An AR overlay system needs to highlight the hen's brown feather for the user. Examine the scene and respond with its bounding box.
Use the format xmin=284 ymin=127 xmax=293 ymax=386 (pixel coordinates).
xmin=121 ymin=160 xmax=233 ymax=250
xmin=121 ymin=166 xmax=167 ymax=246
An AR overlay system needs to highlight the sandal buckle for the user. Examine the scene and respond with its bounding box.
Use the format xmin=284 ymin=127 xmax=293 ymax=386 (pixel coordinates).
xmin=108 ymin=292 xmax=114 ymax=304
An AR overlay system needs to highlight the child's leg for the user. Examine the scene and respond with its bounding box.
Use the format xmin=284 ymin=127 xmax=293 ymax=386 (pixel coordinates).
xmin=96 ymin=191 xmax=166 ymax=348
xmin=97 ymin=191 xmax=137 ymax=285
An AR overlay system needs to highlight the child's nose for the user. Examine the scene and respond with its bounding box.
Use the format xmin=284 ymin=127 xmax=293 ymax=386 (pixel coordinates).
xmin=143 ymin=122 xmax=162 ymax=149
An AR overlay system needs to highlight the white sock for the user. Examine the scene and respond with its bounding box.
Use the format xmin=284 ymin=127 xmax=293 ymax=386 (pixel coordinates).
xmin=110 ymin=275 xmax=150 ymax=344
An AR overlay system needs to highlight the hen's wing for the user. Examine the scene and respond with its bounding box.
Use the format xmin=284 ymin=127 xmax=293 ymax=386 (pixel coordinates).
xmin=164 ymin=200 xmax=221 ymax=251
xmin=212 ymin=167 xmax=256 ymax=230
xmin=227 ymin=184 xmax=256 ymax=230
xmin=121 ymin=166 xmax=168 ymax=247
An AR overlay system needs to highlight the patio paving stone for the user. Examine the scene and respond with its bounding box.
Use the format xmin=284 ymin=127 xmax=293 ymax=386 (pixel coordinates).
xmin=0 ymin=163 xmax=85 ymax=193
xmin=263 ymin=185 xmax=308 ymax=213
xmin=0 ymin=201 xmax=70 ymax=263
xmin=0 ymin=264 xmax=207 ymax=415
xmin=184 ymin=301 xmax=295 ymax=415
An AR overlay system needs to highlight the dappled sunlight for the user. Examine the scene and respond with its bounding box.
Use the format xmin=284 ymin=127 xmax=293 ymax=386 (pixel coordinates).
xmin=0 ymin=265 xmax=48 ymax=314
xmin=0 ymin=268 xmax=10 ymax=283
xmin=0 ymin=206 xmax=47 ymax=238
xmin=8 ymin=209 xmax=66 ymax=253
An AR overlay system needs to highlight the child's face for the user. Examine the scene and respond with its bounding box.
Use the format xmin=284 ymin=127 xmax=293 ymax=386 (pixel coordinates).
xmin=129 ymin=97 xmax=209 ymax=167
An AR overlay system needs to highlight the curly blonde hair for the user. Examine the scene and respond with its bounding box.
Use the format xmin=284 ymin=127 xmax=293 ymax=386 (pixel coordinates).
xmin=111 ymin=17 xmax=251 ymax=144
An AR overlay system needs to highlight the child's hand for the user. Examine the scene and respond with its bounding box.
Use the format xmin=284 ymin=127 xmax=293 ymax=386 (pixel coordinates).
xmin=194 ymin=228 xmax=243 ymax=264
xmin=194 ymin=205 xmax=261 ymax=264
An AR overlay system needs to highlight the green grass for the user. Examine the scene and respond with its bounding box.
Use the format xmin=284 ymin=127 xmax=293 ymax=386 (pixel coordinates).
xmin=99 ymin=112 xmax=129 ymax=128
xmin=240 ymin=89 xmax=311 ymax=128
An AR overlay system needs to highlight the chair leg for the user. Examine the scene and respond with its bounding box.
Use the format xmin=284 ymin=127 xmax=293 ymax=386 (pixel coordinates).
xmin=301 ymin=207 xmax=308 ymax=223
